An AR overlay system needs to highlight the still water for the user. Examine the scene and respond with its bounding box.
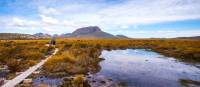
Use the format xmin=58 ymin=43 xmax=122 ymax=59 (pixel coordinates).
xmin=95 ymin=49 xmax=200 ymax=87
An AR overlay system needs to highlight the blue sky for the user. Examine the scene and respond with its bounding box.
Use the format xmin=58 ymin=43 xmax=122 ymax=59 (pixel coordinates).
xmin=0 ymin=0 xmax=200 ymax=38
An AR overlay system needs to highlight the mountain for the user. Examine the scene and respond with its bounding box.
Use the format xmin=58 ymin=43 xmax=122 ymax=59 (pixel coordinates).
xmin=176 ymin=36 xmax=200 ymax=39
xmin=33 ymin=33 xmax=51 ymax=38
xmin=0 ymin=33 xmax=36 ymax=40
xmin=0 ymin=26 xmax=129 ymax=39
xmin=70 ymin=26 xmax=115 ymax=38
xmin=60 ymin=33 xmax=72 ymax=38
xmin=0 ymin=33 xmax=51 ymax=40
xmin=116 ymin=35 xmax=129 ymax=39
xmin=61 ymin=26 xmax=128 ymax=38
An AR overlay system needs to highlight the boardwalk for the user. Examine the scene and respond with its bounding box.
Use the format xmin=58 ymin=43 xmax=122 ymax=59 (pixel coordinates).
xmin=3 ymin=48 xmax=59 ymax=87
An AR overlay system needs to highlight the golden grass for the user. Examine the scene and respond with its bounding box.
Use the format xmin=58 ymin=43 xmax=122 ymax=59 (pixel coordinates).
xmin=0 ymin=40 xmax=53 ymax=72
xmin=55 ymin=38 xmax=200 ymax=62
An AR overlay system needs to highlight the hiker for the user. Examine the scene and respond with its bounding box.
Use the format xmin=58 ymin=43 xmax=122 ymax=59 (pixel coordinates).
xmin=50 ymin=38 xmax=56 ymax=47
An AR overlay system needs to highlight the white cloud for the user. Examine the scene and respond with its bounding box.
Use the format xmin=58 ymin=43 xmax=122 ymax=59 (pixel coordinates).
xmin=40 ymin=15 xmax=60 ymax=25
xmin=43 ymin=27 xmax=63 ymax=32
xmin=0 ymin=0 xmax=200 ymax=37
xmin=120 ymin=25 xmax=129 ymax=29
xmin=122 ymin=30 xmax=200 ymax=38
xmin=34 ymin=0 xmax=200 ymax=30
xmin=96 ymin=0 xmax=200 ymax=26
xmin=39 ymin=6 xmax=61 ymax=15
xmin=11 ymin=17 xmax=40 ymax=27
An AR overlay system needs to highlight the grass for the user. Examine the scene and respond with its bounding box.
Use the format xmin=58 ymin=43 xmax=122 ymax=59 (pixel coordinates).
xmin=42 ymin=38 xmax=200 ymax=76
xmin=56 ymin=38 xmax=200 ymax=62
xmin=1 ymin=39 xmax=199 ymax=74
xmin=61 ymin=74 xmax=90 ymax=87
xmin=179 ymin=79 xmax=200 ymax=87
xmin=1 ymin=38 xmax=199 ymax=86
xmin=0 ymin=40 xmax=53 ymax=72
xmin=43 ymin=43 xmax=102 ymax=75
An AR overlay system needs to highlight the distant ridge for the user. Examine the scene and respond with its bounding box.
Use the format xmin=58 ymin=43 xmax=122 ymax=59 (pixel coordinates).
xmin=0 ymin=33 xmax=50 ymax=40
xmin=116 ymin=35 xmax=129 ymax=39
xmin=34 ymin=33 xmax=51 ymax=38
xmin=176 ymin=36 xmax=200 ymax=40
xmin=0 ymin=33 xmax=35 ymax=40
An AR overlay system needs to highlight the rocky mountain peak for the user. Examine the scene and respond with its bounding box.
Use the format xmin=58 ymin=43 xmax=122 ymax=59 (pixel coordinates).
xmin=72 ymin=26 xmax=102 ymax=35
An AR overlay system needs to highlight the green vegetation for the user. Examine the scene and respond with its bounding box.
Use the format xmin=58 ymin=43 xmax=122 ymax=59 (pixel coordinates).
xmin=61 ymin=75 xmax=90 ymax=87
xmin=0 ymin=39 xmax=200 ymax=86
xmin=179 ymin=79 xmax=200 ymax=87
xmin=1 ymin=39 xmax=199 ymax=74
xmin=42 ymin=39 xmax=200 ymax=86
xmin=0 ymin=40 xmax=53 ymax=72
xmin=43 ymin=43 xmax=102 ymax=75
xmin=55 ymin=39 xmax=200 ymax=63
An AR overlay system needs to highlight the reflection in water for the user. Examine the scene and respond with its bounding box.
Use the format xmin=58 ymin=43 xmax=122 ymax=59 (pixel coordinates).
xmin=33 ymin=76 xmax=63 ymax=87
xmin=95 ymin=49 xmax=200 ymax=87
xmin=32 ymin=49 xmax=200 ymax=87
